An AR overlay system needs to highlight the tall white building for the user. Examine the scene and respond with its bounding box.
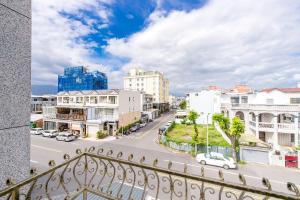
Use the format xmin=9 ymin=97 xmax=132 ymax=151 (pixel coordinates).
xmin=124 ymin=68 xmax=169 ymax=112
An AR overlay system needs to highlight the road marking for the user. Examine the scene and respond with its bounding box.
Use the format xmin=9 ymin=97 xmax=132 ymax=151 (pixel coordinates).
xmin=32 ymin=145 xmax=62 ymax=153
xmin=163 ymin=160 xmax=300 ymax=186
xmin=30 ymin=160 xmax=39 ymax=163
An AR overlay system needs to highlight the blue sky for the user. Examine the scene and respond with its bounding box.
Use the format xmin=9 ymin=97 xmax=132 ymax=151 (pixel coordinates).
xmin=32 ymin=0 xmax=300 ymax=95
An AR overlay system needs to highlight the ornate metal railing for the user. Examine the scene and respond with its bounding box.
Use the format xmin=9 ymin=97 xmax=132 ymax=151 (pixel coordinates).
xmin=1 ymin=147 xmax=300 ymax=200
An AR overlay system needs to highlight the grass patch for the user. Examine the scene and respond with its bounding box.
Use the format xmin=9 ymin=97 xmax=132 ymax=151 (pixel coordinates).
xmin=166 ymin=124 xmax=230 ymax=147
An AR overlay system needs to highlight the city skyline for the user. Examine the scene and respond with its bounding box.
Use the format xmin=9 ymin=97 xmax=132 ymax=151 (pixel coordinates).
xmin=32 ymin=0 xmax=300 ymax=95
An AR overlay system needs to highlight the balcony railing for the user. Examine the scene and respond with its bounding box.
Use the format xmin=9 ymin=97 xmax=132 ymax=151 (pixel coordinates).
xmin=259 ymin=122 xmax=274 ymax=129
xmin=221 ymin=103 xmax=300 ymax=112
xmin=56 ymin=113 xmax=86 ymax=121
xmin=249 ymin=121 xmax=298 ymax=133
xmin=1 ymin=147 xmax=300 ymax=200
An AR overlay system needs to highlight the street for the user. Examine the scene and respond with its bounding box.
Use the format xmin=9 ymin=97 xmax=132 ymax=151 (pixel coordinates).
xmin=31 ymin=112 xmax=300 ymax=195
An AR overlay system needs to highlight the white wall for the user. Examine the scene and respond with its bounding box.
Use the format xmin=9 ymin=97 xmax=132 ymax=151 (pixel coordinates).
xmin=119 ymin=90 xmax=142 ymax=114
xmin=188 ymin=90 xmax=221 ymax=124
xmin=253 ymin=90 xmax=300 ymax=105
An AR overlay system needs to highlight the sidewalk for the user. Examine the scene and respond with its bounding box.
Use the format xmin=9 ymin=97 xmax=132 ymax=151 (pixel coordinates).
xmin=78 ymin=136 xmax=117 ymax=142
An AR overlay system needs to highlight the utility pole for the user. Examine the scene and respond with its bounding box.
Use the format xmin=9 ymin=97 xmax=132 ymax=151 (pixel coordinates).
xmin=206 ymin=113 xmax=210 ymax=153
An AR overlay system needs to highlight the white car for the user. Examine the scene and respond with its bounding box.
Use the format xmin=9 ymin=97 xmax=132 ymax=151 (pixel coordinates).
xmin=140 ymin=122 xmax=147 ymax=128
xmin=56 ymin=132 xmax=76 ymax=142
xmin=30 ymin=128 xmax=44 ymax=135
xmin=196 ymin=152 xmax=237 ymax=169
xmin=42 ymin=130 xmax=58 ymax=138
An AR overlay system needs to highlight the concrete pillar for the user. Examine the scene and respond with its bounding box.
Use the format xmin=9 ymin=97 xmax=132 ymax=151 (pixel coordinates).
xmin=0 ymin=0 xmax=31 ymax=189
xmin=295 ymin=116 xmax=299 ymax=147
xmin=255 ymin=114 xmax=259 ymax=138
xmin=273 ymin=114 xmax=279 ymax=148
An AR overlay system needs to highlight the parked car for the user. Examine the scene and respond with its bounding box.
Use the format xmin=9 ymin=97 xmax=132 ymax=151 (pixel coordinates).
xmin=158 ymin=127 xmax=167 ymax=135
xmin=140 ymin=122 xmax=147 ymax=128
xmin=123 ymin=130 xmax=131 ymax=135
xmin=148 ymin=119 xmax=153 ymax=122
xmin=30 ymin=128 xmax=44 ymax=135
xmin=42 ymin=130 xmax=58 ymax=138
xmin=166 ymin=121 xmax=173 ymax=125
xmin=56 ymin=132 xmax=76 ymax=142
xmin=130 ymin=125 xmax=139 ymax=132
xmin=196 ymin=152 xmax=236 ymax=169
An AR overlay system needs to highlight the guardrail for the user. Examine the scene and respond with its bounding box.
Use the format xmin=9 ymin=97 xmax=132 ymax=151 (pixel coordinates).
xmin=1 ymin=147 xmax=299 ymax=200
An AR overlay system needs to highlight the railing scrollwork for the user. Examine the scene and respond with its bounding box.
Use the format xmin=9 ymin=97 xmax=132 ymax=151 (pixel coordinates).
xmin=0 ymin=147 xmax=299 ymax=200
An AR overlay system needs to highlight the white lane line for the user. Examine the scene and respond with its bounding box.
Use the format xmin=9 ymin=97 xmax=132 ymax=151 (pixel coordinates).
xmin=30 ymin=160 xmax=39 ymax=164
xmin=164 ymin=160 xmax=300 ymax=186
xmin=31 ymin=145 xmax=62 ymax=153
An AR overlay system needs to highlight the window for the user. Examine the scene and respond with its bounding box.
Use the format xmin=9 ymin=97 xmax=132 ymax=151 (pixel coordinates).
xmin=90 ymin=96 xmax=98 ymax=104
xmin=266 ymin=98 xmax=274 ymax=104
xmin=291 ymin=134 xmax=295 ymax=143
xmin=290 ymin=98 xmax=300 ymax=104
xmin=241 ymin=96 xmax=248 ymax=103
xmin=129 ymin=97 xmax=131 ymax=102
xmin=195 ymin=93 xmax=198 ymax=96
xmin=230 ymin=97 xmax=239 ymax=104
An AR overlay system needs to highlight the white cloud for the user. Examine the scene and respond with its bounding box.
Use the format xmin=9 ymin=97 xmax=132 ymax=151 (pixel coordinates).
xmin=32 ymin=0 xmax=119 ymax=88
xmin=106 ymin=0 xmax=300 ymax=94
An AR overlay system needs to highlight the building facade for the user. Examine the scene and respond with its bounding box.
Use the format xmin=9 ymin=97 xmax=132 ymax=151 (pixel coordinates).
xmin=187 ymin=90 xmax=222 ymax=124
xmin=58 ymin=66 xmax=108 ymax=92
xmin=43 ymin=90 xmax=142 ymax=138
xmin=31 ymin=95 xmax=57 ymax=113
xmin=221 ymin=84 xmax=300 ymax=148
xmin=0 ymin=0 xmax=31 ymax=189
xmin=123 ymin=68 xmax=169 ymax=112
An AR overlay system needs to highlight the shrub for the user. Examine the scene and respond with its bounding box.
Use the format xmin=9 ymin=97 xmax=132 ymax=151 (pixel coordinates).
xmin=96 ymin=131 xmax=106 ymax=139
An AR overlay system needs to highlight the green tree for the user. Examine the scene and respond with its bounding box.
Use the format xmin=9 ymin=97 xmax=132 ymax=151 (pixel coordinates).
xmin=212 ymin=114 xmax=245 ymax=161
xmin=188 ymin=111 xmax=200 ymax=143
xmin=179 ymin=100 xmax=187 ymax=110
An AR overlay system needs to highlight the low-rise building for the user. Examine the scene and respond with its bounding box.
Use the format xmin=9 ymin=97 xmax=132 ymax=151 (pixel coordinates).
xmin=43 ymin=89 xmax=142 ymax=138
xmin=221 ymin=84 xmax=300 ymax=148
xmin=31 ymin=95 xmax=57 ymax=113
xmin=186 ymin=88 xmax=222 ymax=124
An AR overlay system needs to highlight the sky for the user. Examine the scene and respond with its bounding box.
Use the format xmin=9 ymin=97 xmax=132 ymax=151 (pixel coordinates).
xmin=32 ymin=0 xmax=300 ymax=95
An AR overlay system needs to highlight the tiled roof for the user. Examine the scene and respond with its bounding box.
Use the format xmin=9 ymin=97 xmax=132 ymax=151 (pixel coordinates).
xmin=261 ymin=88 xmax=300 ymax=93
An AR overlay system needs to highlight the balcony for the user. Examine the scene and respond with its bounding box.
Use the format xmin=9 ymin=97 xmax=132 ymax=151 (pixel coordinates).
xmin=57 ymin=113 xmax=86 ymax=121
xmin=249 ymin=121 xmax=298 ymax=133
xmin=222 ymin=103 xmax=300 ymax=113
xmin=0 ymin=147 xmax=299 ymax=200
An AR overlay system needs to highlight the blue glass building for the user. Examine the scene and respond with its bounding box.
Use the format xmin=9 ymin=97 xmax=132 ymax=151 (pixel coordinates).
xmin=58 ymin=66 xmax=108 ymax=92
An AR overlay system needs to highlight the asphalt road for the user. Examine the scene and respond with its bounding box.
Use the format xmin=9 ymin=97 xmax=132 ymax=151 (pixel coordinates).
xmin=30 ymin=112 xmax=300 ymax=196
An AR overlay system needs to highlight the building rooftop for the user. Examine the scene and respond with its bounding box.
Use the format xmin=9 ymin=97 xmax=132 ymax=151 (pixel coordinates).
xmin=261 ymin=88 xmax=300 ymax=93
xmin=57 ymin=89 xmax=121 ymax=96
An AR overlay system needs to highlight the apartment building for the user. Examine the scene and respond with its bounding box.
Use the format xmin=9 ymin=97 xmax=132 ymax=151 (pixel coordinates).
xmin=43 ymin=89 xmax=142 ymax=138
xmin=221 ymin=84 xmax=300 ymax=148
xmin=31 ymin=95 xmax=57 ymax=113
xmin=124 ymin=68 xmax=169 ymax=113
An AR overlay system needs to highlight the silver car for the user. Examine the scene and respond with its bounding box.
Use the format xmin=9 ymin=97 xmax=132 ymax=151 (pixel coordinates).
xmin=42 ymin=130 xmax=58 ymax=138
xmin=56 ymin=132 xmax=76 ymax=142
xmin=30 ymin=128 xmax=44 ymax=135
